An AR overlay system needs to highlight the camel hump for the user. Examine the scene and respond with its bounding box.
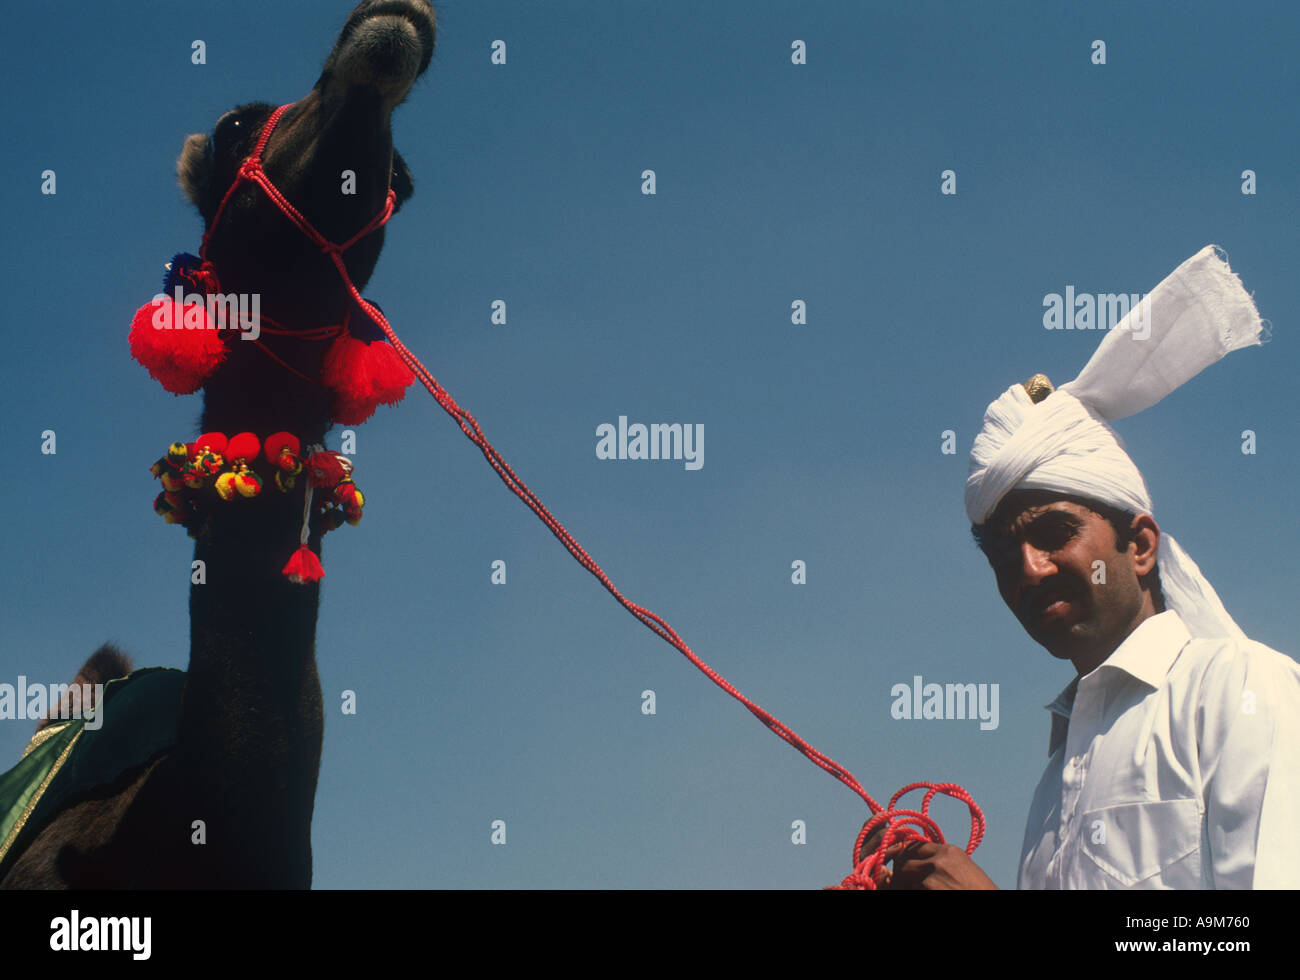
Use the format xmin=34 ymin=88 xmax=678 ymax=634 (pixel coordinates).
xmin=34 ymin=644 xmax=135 ymax=732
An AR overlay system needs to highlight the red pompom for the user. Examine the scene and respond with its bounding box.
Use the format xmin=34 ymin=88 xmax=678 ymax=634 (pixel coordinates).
xmin=226 ymin=432 xmax=261 ymax=462
xmin=264 ymin=431 xmax=301 ymax=466
xmin=322 ymin=334 xmax=414 ymax=424
xmin=282 ymin=545 xmax=325 ymax=584
xmin=193 ymin=432 xmax=228 ymax=456
xmin=129 ymin=298 xmax=227 ymax=394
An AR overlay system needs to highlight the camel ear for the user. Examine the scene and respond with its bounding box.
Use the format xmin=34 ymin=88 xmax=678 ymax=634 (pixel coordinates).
xmin=391 ymin=148 xmax=414 ymax=212
xmin=177 ymin=132 xmax=214 ymax=213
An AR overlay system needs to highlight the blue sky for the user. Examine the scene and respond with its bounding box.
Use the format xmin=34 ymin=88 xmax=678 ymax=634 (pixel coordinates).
xmin=1 ymin=0 xmax=1297 ymax=888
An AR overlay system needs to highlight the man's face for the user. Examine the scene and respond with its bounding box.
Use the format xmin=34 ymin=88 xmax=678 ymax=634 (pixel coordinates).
xmin=979 ymin=492 xmax=1150 ymax=666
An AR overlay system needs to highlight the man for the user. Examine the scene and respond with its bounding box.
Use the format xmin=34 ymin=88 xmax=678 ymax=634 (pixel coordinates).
xmin=881 ymin=246 xmax=1300 ymax=889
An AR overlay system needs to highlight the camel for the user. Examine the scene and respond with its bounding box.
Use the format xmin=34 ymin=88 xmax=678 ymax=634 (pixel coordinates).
xmin=0 ymin=0 xmax=437 ymax=888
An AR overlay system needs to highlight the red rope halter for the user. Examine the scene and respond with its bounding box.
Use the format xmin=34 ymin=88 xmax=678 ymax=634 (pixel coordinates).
xmin=247 ymin=312 xmax=347 ymax=386
xmin=200 ymin=103 xmax=389 ymax=388
xmin=214 ymin=103 xmax=986 ymax=888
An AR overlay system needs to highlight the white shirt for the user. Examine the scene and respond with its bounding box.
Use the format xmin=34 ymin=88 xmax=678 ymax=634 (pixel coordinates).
xmin=1018 ymin=610 xmax=1300 ymax=889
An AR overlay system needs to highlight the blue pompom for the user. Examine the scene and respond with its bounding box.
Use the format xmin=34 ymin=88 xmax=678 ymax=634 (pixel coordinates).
xmin=350 ymin=300 xmax=388 ymax=342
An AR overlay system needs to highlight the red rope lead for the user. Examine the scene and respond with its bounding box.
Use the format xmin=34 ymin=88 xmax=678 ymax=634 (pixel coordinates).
xmin=341 ymin=263 xmax=985 ymax=887
xmin=218 ymin=103 xmax=984 ymax=887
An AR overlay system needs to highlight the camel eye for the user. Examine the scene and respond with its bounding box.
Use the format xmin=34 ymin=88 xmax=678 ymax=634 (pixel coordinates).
xmin=211 ymin=109 xmax=266 ymax=164
xmin=214 ymin=115 xmax=238 ymax=145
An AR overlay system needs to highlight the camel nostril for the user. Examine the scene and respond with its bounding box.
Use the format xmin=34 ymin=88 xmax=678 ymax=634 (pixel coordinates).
xmin=339 ymin=1 xmax=437 ymax=74
xmin=333 ymin=14 xmax=429 ymax=99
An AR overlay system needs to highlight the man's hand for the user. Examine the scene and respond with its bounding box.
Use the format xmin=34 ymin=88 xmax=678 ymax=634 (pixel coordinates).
xmin=859 ymin=825 xmax=998 ymax=889
xmin=879 ymin=840 xmax=998 ymax=890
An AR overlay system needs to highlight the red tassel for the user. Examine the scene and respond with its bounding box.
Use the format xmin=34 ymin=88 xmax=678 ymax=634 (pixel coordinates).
xmin=128 ymin=298 xmax=227 ymax=394
xmin=282 ymin=545 xmax=325 ymax=584
xmin=306 ymin=451 xmax=347 ymax=488
xmin=322 ymin=333 xmax=415 ymax=424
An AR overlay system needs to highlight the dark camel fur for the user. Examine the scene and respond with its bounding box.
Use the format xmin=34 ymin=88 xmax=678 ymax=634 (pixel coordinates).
xmin=1 ymin=0 xmax=436 ymax=888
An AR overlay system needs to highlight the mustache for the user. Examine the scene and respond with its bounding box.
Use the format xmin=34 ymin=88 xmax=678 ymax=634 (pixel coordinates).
xmin=1018 ymin=579 xmax=1079 ymax=621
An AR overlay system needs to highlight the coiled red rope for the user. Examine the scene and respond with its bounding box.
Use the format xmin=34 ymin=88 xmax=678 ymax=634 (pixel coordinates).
xmin=234 ymin=103 xmax=987 ymax=888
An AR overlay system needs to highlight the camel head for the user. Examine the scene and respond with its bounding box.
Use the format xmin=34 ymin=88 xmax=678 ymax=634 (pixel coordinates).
xmin=159 ymin=0 xmax=436 ymax=434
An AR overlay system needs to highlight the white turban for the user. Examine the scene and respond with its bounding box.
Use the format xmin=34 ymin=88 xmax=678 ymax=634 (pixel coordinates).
xmin=965 ymin=246 xmax=1265 ymax=639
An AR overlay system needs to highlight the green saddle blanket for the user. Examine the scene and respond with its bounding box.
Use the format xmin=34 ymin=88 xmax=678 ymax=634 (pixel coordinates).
xmin=0 ymin=667 xmax=186 ymax=880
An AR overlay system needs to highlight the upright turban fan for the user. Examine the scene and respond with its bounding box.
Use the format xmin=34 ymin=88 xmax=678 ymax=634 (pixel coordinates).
xmin=965 ymin=245 xmax=1266 ymax=640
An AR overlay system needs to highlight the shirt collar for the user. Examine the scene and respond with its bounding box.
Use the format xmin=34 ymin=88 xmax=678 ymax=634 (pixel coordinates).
xmin=1045 ymin=678 xmax=1078 ymax=757
xmin=1042 ymin=610 xmax=1191 ymax=755
xmin=1098 ymin=609 xmax=1191 ymax=688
